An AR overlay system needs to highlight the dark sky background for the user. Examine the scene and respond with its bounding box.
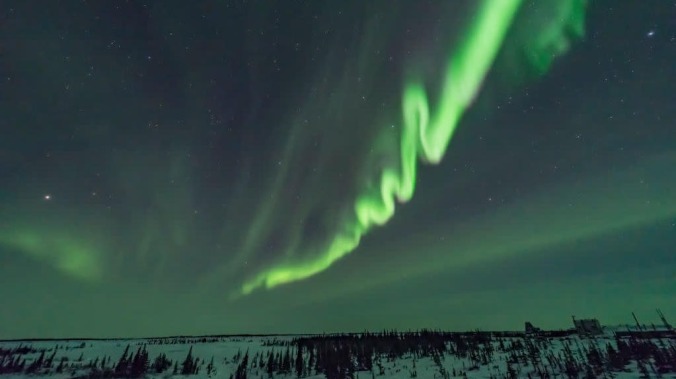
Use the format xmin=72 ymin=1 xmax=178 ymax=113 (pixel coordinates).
xmin=1 ymin=0 xmax=674 ymax=339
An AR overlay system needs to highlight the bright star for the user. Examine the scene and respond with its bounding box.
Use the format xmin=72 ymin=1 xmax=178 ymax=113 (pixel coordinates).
xmin=647 ymin=30 xmax=655 ymax=37
xmin=44 ymin=194 xmax=51 ymax=200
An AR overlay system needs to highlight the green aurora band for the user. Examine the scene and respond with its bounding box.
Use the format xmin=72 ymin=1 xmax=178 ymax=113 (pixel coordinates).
xmin=240 ymin=0 xmax=588 ymax=295
xmin=0 ymin=0 xmax=589 ymax=298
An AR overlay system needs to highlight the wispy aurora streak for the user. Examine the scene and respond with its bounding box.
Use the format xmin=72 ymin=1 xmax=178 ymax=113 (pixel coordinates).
xmin=0 ymin=229 xmax=102 ymax=281
xmin=240 ymin=0 xmax=530 ymax=295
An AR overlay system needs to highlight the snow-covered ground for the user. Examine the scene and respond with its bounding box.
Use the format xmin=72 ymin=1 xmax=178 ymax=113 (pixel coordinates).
xmin=1 ymin=331 xmax=674 ymax=378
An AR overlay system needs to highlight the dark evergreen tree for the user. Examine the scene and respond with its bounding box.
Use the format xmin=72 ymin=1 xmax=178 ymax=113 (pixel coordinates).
xmin=206 ymin=356 xmax=215 ymax=376
xmin=295 ymin=345 xmax=304 ymax=378
xmin=315 ymin=346 xmax=323 ymax=374
xmin=364 ymin=347 xmax=373 ymax=372
xmin=637 ymin=360 xmax=650 ymax=378
xmin=115 ymin=344 xmax=131 ymax=376
xmin=283 ymin=347 xmax=292 ymax=373
xmin=181 ymin=346 xmax=195 ymax=375
xmin=26 ymin=351 xmax=45 ymax=374
xmin=235 ymin=351 xmax=249 ymax=379
xmin=266 ymin=350 xmax=274 ymax=378
xmin=583 ymin=364 xmax=595 ymax=379
xmin=251 ymin=353 xmax=258 ymax=369
xmin=151 ymin=353 xmax=171 ymax=373
xmin=130 ymin=345 xmax=149 ymax=377
xmin=46 ymin=350 xmax=57 ymax=367
xmin=307 ymin=346 xmax=315 ymax=375
xmin=1 ymin=355 xmax=10 ymax=374
xmin=276 ymin=351 xmax=282 ymax=373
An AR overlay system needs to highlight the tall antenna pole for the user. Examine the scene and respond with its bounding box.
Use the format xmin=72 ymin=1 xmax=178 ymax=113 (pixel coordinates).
xmin=632 ymin=312 xmax=643 ymax=332
xmin=657 ymin=309 xmax=673 ymax=331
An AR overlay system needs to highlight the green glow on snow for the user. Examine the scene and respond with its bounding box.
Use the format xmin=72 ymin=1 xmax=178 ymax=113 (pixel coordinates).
xmin=241 ymin=0 xmax=526 ymax=295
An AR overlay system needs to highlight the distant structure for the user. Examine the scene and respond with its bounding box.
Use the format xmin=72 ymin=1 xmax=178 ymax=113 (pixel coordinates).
xmin=572 ymin=316 xmax=603 ymax=335
xmin=525 ymin=322 xmax=541 ymax=335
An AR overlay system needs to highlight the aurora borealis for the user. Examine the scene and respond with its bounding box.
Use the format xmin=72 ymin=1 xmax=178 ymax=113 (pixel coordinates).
xmin=1 ymin=0 xmax=675 ymax=338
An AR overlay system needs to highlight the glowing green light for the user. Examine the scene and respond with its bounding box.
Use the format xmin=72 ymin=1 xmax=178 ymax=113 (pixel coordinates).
xmin=240 ymin=0 xmax=592 ymax=295
xmin=1 ymin=230 xmax=102 ymax=281
xmin=241 ymin=0 xmax=525 ymax=294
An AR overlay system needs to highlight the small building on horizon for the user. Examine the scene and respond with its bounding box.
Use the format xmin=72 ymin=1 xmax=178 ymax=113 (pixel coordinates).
xmin=572 ymin=316 xmax=603 ymax=335
xmin=525 ymin=321 xmax=541 ymax=335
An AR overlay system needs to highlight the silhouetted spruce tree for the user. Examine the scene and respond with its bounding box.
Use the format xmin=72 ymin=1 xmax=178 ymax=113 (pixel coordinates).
xmin=14 ymin=356 xmax=23 ymax=372
xmin=8 ymin=356 xmax=18 ymax=374
xmin=314 ymin=347 xmax=323 ymax=374
xmin=4 ymin=357 xmax=11 ymax=375
xmin=323 ymin=347 xmax=341 ymax=379
xmin=364 ymin=347 xmax=373 ymax=372
xmin=266 ymin=351 xmax=274 ymax=378
xmin=235 ymin=351 xmax=249 ymax=379
xmin=340 ymin=345 xmax=355 ymax=379
xmin=129 ymin=348 xmax=139 ymax=376
xmin=181 ymin=346 xmax=195 ymax=375
xmin=637 ymin=360 xmax=650 ymax=378
xmin=46 ymin=350 xmax=57 ymax=368
xmin=653 ymin=344 xmax=671 ymax=374
xmin=583 ymin=364 xmax=595 ymax=379
xmin=130 ymin=345 xmax=149 ymax=377
xmin=282 ymin=347 xmax=291 ymax=373
xmin=6 ymin=355 xmax=21 ymax=374
xmin=26 ymin=351 xmax=45 ymax=374
xmin=2 ymin=356 xmax=11 ymax=374
xmin=151 ymin=353 xmax=171 ymax=373
xmin=295 ymin=346 xmax=303 ymax=378
xmin=276 ymin=351 xmax=282 ymax=373
xmin=115 ymin=344 xmax=131 ymax=375
xmin=206 ymin=356 xmax=214 ymax=376
xmin=307 ymin=346 xmax=315 ymax=375
xmin=172 ymin=361 xmax=178 ymax=375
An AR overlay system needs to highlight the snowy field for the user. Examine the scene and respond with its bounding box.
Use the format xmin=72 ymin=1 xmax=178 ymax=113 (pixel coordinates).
xmin=1 ymin=331 xmax=674 ymax=378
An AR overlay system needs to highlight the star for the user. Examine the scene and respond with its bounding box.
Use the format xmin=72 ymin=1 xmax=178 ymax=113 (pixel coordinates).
xmin=646 ymin=30 xmax=655 ymax=38
xmin=44 ymin=194 xmax=51 ymax=200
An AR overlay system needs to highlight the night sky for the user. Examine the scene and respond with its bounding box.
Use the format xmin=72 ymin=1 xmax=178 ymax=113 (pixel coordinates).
xmin=1 ymin=0 xmax=675 ymax=339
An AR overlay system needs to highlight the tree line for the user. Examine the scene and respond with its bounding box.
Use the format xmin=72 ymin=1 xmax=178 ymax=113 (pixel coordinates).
xmin=1 ymin=330 xmax=674 ymax=378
